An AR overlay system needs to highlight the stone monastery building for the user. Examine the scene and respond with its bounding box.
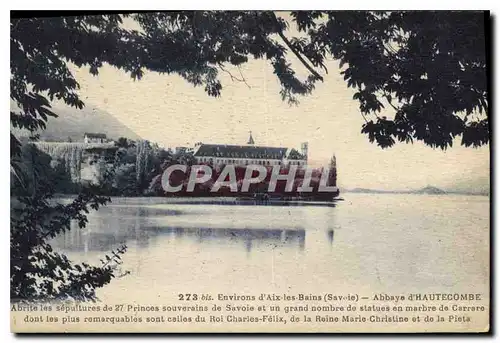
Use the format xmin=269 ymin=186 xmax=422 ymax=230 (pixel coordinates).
xmin=193 ymin=132 xmax=308 ymax=167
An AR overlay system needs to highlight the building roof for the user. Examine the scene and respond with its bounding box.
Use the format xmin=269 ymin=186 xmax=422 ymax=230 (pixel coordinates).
xmin=194 ymin=144 xmax=288 ymax=160
xmin=84 ymin=133 xmax=107 ymax=139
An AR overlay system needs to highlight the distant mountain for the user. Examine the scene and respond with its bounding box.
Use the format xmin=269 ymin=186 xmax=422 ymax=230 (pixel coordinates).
xmin=11 ymin=102 xmax=142 ymax=142
xmin=345 ymin=186 xmax=447 ymax=195
xmin=347 ymin=188 xmax=393 ymax=194
xmin=414 ymin=186 xmax=446 ymax=195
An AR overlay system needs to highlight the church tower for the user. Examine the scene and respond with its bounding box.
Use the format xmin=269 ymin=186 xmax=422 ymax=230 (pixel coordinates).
xmin=301 ymin=142 xmax=308 ymax=160
xmin=247 ymin=131 xmax=255 ymax=145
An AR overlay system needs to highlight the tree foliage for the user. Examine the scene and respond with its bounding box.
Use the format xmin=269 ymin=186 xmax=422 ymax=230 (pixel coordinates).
xmin=287 ymin=148 xmax=306 ymax=160
xmin=10 ymin=157 xmax=127 ymax=302
xmin=11 ymin=11 xmax=488 ymax=151
xmin=291 ymin=11 xmax=488 ymax=149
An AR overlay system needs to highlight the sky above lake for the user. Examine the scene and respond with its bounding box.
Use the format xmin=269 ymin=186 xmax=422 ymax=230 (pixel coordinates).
xmin=61 ymin=15 xmax=489 ymax=192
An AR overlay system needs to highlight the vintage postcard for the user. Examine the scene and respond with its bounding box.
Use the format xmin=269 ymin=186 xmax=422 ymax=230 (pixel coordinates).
xmin=10 ymin=11 xmax=490 ymax=333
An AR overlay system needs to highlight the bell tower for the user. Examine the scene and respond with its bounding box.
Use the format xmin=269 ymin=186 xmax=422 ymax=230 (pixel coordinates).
xmin=301 ymin=142 xmax=308 ymax=160
xmin=247 ymin=131 xmax=255 ymax=145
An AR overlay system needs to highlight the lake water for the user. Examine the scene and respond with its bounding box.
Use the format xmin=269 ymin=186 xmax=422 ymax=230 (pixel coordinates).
xmin=49 ymin=193 xmax=490 ymax=306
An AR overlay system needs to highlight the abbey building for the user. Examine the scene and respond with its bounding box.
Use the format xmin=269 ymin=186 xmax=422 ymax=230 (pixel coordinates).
xmin=193 ymin=132 xmax=308 ymax=167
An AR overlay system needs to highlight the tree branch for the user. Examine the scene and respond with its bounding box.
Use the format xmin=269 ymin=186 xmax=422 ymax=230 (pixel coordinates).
xmin=382 ymin=90 xmax=401 ymax=112
xmin=360 ymin=112 xmax=369 ymax=124
xmin=218 ymin=63 xmax=251 ymax=89
xmin=271 ymin=13 xmax=324 ymax=82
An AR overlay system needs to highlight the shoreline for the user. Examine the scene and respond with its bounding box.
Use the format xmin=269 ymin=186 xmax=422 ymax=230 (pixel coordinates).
xmin=49 ymin=195 xmax=343 ymax=207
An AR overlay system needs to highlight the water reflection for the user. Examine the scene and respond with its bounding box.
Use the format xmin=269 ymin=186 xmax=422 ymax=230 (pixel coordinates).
xmin=148 ymin=226 xmax=306 ymax=252
xmin=53 ymin=223 xmax=306 ymax=253
xmin=50 ymin=201 xmax=338 ymax=254
xmin=327 ymin=229 xmax=334 ymax=244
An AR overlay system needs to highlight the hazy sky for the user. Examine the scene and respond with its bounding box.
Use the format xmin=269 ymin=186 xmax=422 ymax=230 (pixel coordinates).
xmin=62 ymin=15 xmax=489 ymax=191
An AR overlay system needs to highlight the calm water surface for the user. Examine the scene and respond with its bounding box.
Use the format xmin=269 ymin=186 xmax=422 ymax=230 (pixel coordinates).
xmin=50 ymin=194 xmax=489 ymax=303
